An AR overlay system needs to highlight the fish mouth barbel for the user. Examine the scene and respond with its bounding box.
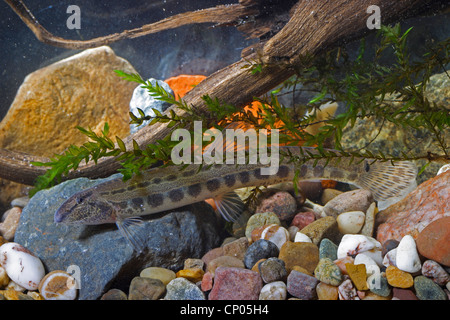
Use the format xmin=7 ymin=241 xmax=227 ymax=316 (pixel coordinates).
xmin=54 ymin=146 xmax=417 ymax=252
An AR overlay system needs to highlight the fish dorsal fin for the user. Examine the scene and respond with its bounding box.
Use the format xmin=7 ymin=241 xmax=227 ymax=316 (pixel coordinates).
xmin=214 ymin=191 xmax=245 ymax=222
xmin=115 ymin=216 xmax=145 ymax=253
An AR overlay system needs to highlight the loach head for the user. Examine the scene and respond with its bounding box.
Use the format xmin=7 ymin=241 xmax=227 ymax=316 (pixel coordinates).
xmin=55 ymin=189 xmax=116 ymax=225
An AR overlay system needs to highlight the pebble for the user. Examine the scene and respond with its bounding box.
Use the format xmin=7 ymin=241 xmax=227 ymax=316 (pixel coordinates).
xmin=368 ymin=273 xmax=391 ymax=297
xmin=360 ymin=202 xmax=377 ymax=237
xmin=414 ymin=275 xmax=447 ymax=300
xmin=338 ymin=278 xmax=359 ymax=300
xmin=183 ymin=258 xmax=204 ymax=271
xmin=259 ymin=224 xmax=290 ymax=250
xmin=201 ymin=271 xmax=213 ymax=292
xmin=222 ymin=237 xmax=248 ymax=260
xmin=294 ymin=232 xmax=312 ymax=243
xmin=0 ymin=266 xmax=10 ymax=288
xmin=382 ymin=248 xmax=397 ymax=267
xmin=395 ymin=235 xmax=421 ymax=273
xmin=385 ymin=265 xmax=414 ymax=288
xmin=139 ymin=267 xmax=176 ymax=286
xmin=286 ymin=270 xmax=319 ymax=300
xmin=416 ymin=216 xmax=450 ymax=267
xmin=176 ymin=268 xmax=205 ymax=283
xmin=243 ymin=239 xmax=279 ymax=269
xmin=381 ymin=239 xmax=399 ymax=257
xmin=336 ymin=211 xmax=365 ymax=234
xmin=354 ymin=253 xmax=379 ymax=271
xmin=337 ymin=234 xmax=381 ymax=259
xmin=38 ymin=270 xmax=78 ymax=300
xmin=164 ymin=277 xmax=205 ymax=300
xmin=290 ymin=211 xmax=315 ymax=230
xmin=323 ymin=189 xmax=374 ymax=218
xmin=100 ymin=289 xmax=128 ymax=300
xmin=0 ymin=207 xmax=21 ymax=241
xmin=392 ymin=287 xmax=418 ymax=300
xmin=333 ymin=256 xmax=354 ymax=275
xmin=278 ymin=241 xmax=319 ymax=274
xmin=201 ymin=247 xmax=224 ymax=266
xmin=345 ymin=263 xmax=368 ymax=290
xmin=209 ymin=267 xmax=262 ymax=300
xmin=421 ymin=260 xmax=450 ymax=286
xmin=245 ymin=212 xmax=281 ymax=241
xmin=316 ymin=281 xmax=339 ymax=300
xmin=258 ymin=257 xmax=287 ymax=283
xmin=259 ymin=281 xmax=287 ymax=300
xmin=299 ymin=216 xmax=340 ymax=246
xmin=314 ymin=258 xmax=343 ymax=286
xmin=128 ymin=277 xmax=166 ymax=300
xmin=319 ymin=238 xmax=338 ymax=260
xmin=321 ymin=188 xmax=343 ymax=205
xmin=0 ymin=242 xmax=45 ymax=291
xmin=207 ymin=255 xmax=245 ymax=275
xmin=255 ymin=191 xmax=298 ymax=221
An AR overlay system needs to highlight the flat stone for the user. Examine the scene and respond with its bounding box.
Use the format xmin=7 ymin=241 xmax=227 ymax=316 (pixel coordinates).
xmin=323 ymin=189 xmax=374 ymax=218
xmin=345 ymin=263 xmax=368 ymax=290
xmin=386 ymin=265 xmax=413 ymax=288
xmin=416 ymin=216 xmax=450 ymax=267
xmin=206 ymin=256 xmax=245 ymax=276
xmin=278 ymin=241 xmax=319 ymax=274
xmin=14 ymin=175 xmax=222 ymax=300
xmin=255 ymin=191 xmax=297 ymax=221
xmin=414 ymin=275 xmax=447 ymax=300
xmin=140 ymin=267 xmax=176 ymax=286
xmin=128 ymin=277 xmax=166 ymax=300
xmin=316 ymin=281 xmax=339 ymax=300
xmin=176 ymin=269 xmax=205 ymax=283
xmin=164 ymin=277 xmax=205 ymax=300
xmin=392 ymin=288 xmax=418 ymax=300
xmin=286 ymin=270 xmax=319 ymax=300
xmin=376 ymin=170 xmax=450 ymax=244
xmin=421 ymin=260 xmax=450 ymax=286
xmin=300 ymin=216 xmax=341 ymax=246
xmin=222 ymin=237 xmax=248 ymax=261
xmin=209 ymin=267 xmax=263 ymax=300
xmin=100 ymin=289 xmax=128 ymax=300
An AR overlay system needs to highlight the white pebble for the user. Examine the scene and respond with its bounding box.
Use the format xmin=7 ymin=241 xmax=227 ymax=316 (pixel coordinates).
xmin=336 ymin=211 xmax=365 ymax=234
xmin=0 ymin=242 xmax=45 ymax=290
xmin=294 ymin=232 xmax=312 ymax=243
xmin=259 ymin=281 xmax=287 ymax=300
xmin=396 ymin=235 xmax=421 ymax=273
xmin=382 ymin=248 xmax=397 ymax=268
xmin=354 ymin=253 xmax=378 ymax=270
xmin=337 ymin=234 xmax=381 ymax=259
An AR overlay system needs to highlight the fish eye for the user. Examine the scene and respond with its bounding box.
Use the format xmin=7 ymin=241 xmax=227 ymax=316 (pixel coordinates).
xmin=364 ymin=161 xmax=370 ymax=172
xmin=76 ymin=197 xmax=84 ymax=204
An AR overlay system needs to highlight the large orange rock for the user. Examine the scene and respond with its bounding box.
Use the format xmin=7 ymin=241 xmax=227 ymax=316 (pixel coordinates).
xmin=376 ymin=170 xmax=450 ymax=244
xmin=416 ymin=217 xmax=450 ymax=267
xmin=0 ymin=46 xmax=136 ymax=157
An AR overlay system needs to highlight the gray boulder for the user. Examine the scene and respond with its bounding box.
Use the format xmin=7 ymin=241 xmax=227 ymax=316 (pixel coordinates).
xmin=14 ymin=174 xmax=223 ymax=300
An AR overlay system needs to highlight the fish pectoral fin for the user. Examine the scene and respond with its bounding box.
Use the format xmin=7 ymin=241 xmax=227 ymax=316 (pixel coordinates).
xmin=115 ymin=216 xmax=145 ymax=253
xmin=214 ymin=191 xmax=245 ymax=222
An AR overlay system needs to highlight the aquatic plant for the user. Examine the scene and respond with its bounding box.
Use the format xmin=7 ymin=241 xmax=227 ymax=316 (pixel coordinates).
xmin=30 ymin=24 xmax=449 ymax=196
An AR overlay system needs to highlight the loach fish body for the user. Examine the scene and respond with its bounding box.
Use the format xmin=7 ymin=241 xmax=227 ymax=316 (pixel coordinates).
xmin=54 ymin=146 xmax=417 ymax=251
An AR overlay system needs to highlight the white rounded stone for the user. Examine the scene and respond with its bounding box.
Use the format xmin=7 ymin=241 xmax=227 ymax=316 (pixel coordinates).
xmin=261 ymin=225 xmax=289 ymax=250
xmin=337 ymin=234 xmax=381 ymax=259
xmin=259 ymin=281 xmax=287 ymax=300
xmin=38 ymin=270 xmax=78 ymax=300
xmin=395 ymin=235 xmax=421 ymax=273
xmin=382 ymin=248 xmax=397 ymax=268
xmin=354 ymin=253 xmax=378 ymax=270
xmin=294 ymin=232 xmax=312 ymax=243
xmin=336 ymin=211 xmax=365 ymax=234
xmin=0 ymin=242 xmax=45 ymax=290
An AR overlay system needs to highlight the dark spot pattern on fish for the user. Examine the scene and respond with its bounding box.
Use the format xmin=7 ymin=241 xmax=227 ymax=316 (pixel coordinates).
xmin=238 ymin=171 xmax=250 ymax=184
xmin=223 ymin=174 xmax=236 ymax=187
xmin=330 ymin=168 xmax=344 ymax=179
xmin=182 ymin=170 xmax=196 ymax=177
xmin=153 ymin=178 xmax=162 ymax=184
xmin=313 ymin=165 xmax=324 ymax=177
xmin=111 ymin=188 xmax=126 ymax=195
xmin=147 ymin=194 xmax=164 ymax=207
xmin=168 ymin=188 xmax=184 ymax=202
xmin=166 ymin=174 xmax=177 ymax=181
xmin=131 ymin=197 xmax=144 ymax=207
xmin=277 ymin=165 xmax=290 ymax=178
xmin=187 ymin=183 xmax=202 ymax=198
xmin=299 ymin=164 xmax=308 ymax=177
xmin=206 ymin=179 xmax=221 ymax=192
xmin=253 ymin=168 xmax=264 ymax=180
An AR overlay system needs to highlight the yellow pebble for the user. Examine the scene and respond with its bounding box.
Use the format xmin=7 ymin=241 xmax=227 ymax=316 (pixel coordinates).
xmin=345 ymin=263 xmax=369 ymax=290
xmin=386 ymin=265 xmax=413 ymax=288
xmin=176 ymin=268 xmax=205 ymax=283
xmin=316 ymin=282 xmax=339 ymax=300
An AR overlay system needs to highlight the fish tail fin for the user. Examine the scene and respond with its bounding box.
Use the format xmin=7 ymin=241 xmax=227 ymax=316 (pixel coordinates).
xmin=116 ymin=216 xmax=145 ymax=253
xmin=357 ymin=160 xmax=417 ymax=204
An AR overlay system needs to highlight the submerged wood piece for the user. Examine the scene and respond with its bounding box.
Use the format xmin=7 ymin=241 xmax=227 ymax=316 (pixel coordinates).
xmin=0 ymin=0 xmax=445 ymax=186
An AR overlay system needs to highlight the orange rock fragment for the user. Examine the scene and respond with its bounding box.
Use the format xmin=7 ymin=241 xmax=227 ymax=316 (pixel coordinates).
xmin=164 ymin=74 xmax=207 ymax=99
xmin=386 ymin=265 xmax=413 ymax=288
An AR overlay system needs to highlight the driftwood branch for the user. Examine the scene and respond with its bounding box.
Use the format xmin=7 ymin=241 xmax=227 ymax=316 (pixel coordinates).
xmin=1 ymin=0 xmax=446 ymax=186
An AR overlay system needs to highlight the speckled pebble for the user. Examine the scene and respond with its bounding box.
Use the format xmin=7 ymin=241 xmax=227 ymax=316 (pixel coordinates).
xmin=101 ymin=288 xmax=128 ymax=300
xmin=255 ymin=191 xmax=298 ymax=221
xmin=279 ymin=241 xmax=319 ymax=274
xmin=414 ymin=275 xmax=447 ymax=300
xmin=299 ymin=216 xmax=340 ymax=246
xmin=128 ymin=277 xmax=165 ymax=300
xmin=223 ymin=237 xmax=249 ymax=260
xmin=258 ymin=257 xmax=287 ymax=283
xmin=286 ymin=270 xmax=319 ymax=300
xmin=245 ymin=212 xmax=281 ymax=241
xmin=259 ymin=281 xmax=287 ymax=300
xmin=345 ymin=263 xmax=368 ymax=290
xmin=316 ymin=281 xmax=339 ymax=300
xmin=244 ymin=239 xmax=279 ymax=269
xmin=183 ymin=258 xmax=204 ymax=271
xmin=368 ymin=273 xmax=391 ymax=297
xmin=207 ymin=255 xmax=245 ymax=275
xmin=209 ymin=267 xmax=262 ymax=300
xmin=314 ymin=258 xmax=343 ymax=286
xmin=386 ymin=265 xmax=413 ymax=288
xmin=290 ymin=211 xmax=316 ymax=229
xmin=319 ymin=238 xmax=338 ymax=261
xmin=421 ymin=260 xmax=450 ymax=286
xmin=338 ymin=279 xmax=359 ymax=300
xmin=323 ymin=189 xmax=374 ymax=218
xmin=165 ymin=277 xmax=205 ymax=300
